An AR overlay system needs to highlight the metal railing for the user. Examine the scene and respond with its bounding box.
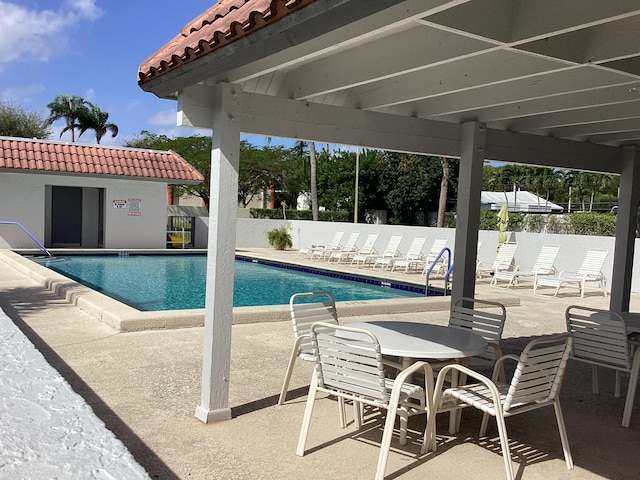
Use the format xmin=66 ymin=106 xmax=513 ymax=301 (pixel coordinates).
xmin=0 ymin=221 xmax=51 ymax=257
xmin=425 ymin=247 xmax=452 ymax=296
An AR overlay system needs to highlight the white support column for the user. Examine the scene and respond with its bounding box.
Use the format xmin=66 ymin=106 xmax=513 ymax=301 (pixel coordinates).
xmin=195 ymin=83 xmax=241 ymax=423
xmin=609 ymin=146 xmax=640 ymax=312
xmin=451 ymin=122 xmax=486 ymax=305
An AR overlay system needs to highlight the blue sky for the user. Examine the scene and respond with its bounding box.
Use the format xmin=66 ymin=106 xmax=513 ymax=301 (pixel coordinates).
xmin=0 ymin=0 xmax=294 ymax=148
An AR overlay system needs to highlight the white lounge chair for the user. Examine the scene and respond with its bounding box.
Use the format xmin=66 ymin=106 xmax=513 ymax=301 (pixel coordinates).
xmin=372 ymin=235 xmax=404 ymax=269
xmin=390 ymin=237 xmax=427 ymax=272
xmin=309 ymin=231 xmax=345 ymax=260
xmin=349 ymin=233 xmax=379 ymax=266
xmin=492 ymin=244 xmax=560 ymax=288
xmin=534 ymin=248 xmax=608 ymax=297
xmin=327 ymin=232 xmax=360 ymax=262
xmin=476 ymin=242 xmax=518 ymax=279
xmin=420 ymin=237 xmax=449 ymax=275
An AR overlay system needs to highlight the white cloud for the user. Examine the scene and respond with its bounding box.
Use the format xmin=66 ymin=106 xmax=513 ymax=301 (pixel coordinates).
xmin=0 ymin=1 xmax=103 ymax=67
xmin=148 ymin=109 xmax=177 ymax=127
xmin=0 ymin=84 xmax=45 ymax=104
xmin=84 ymin=88 xmax=96 ymax=102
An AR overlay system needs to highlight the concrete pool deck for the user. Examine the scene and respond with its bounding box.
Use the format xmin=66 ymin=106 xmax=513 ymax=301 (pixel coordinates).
xmin=1 ymin=247 xmax=640 ymax=479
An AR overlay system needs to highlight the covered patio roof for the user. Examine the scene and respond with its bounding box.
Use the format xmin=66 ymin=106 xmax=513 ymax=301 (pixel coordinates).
xmin=138 ymin=0 xmax=640 ymax=423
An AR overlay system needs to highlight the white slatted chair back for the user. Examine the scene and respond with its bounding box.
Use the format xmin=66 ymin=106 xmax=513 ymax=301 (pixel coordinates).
xmin=450 ymin=297 xmax=507 ymax=368
xmin=565 ymin=305 xmax=639 ymax=427
xmin=577 ymin=248 xmax=609 ymax=279
xmin=566 ymin=305 xmax=631 ymax=370
xmin=290 ymin=292 xmax=338 ymax=357
xmin=426 ymin=237 xmax=448 ymax=261
xmin=358 ymin=233 xmax=379 ymax=255
xmin=341 ymin=232 xmax=360 ymax=252
xmin=327 ymin=231 xmax=345 ymax=250
xmin=492 ymin=242 xmax=518 ymax=270
xmin=381 ymin=235 xmax=403 ymax=257
xmin=312 ymin=323 xmax=389 ymax=406
xmin=532 ymin=244 xmax=560 ymax=275
xmin=405 ymin=236 xmax=427 ymax=259
xmin=503 ymin=334 xmax=572 ymax=412
xmin=278 ymin=292 xmax=338 ymax=405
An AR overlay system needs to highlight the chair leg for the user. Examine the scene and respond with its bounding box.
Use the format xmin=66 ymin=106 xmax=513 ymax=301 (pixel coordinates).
xmin=374 ymin=404 xmax=399 ymax=480
xmin=494 ymin=412 xmax=515 ymax=480
xmin=553 ymin=401 xmax=574 ymax=470
xmin=615 ymin=371 xmax=622 ymax=398
xmin=278 ymin=348 xmax=300 ymax=405
xmin=296 ymin=381 xmax=319 ymax=456
xmin=622 ymin=350 xmax=640 ymax=427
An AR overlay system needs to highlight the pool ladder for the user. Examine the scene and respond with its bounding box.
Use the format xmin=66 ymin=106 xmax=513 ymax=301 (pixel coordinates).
xmin=425 ymin=247 xmax=452 ymax=296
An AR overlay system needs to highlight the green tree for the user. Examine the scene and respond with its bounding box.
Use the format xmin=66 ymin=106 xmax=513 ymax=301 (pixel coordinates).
xmin=125 ymin=131 xmax=211 ymax=207
xmin=45 ymin=94 xmax=89 ymax=142
xmin=78 ymin=102 xmax=118 ymax=144
xmin=0 ymin=101 xmax=50 ymax=139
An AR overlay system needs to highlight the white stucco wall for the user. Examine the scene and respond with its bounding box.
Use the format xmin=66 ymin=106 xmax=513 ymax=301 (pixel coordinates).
xmin=0 ymin=171 xmax=168 ymax=249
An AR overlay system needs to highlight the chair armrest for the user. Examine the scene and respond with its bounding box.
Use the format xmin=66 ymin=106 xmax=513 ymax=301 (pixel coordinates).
xmin=491 ymin=354 xmax=519 ymax=383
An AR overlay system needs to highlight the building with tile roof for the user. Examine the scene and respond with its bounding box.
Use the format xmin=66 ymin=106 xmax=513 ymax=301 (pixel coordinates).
xmin=0 ymin=137 xmax=204 ymax=249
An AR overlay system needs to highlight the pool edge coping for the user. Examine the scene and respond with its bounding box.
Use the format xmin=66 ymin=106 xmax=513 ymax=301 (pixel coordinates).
xmin=1 ymin=249 xmax=520 ymax=332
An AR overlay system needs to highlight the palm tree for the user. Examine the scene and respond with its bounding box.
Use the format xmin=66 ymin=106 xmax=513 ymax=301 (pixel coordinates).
xmin=78 ymin=102 xmax=118 ymax=144
xmin=45 ymin=95 xmax=88 ymax=142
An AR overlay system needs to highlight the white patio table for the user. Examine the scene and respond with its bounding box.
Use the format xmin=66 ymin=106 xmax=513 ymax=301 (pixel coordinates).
xmin=342 ymin=320 xmax=488 ymax=433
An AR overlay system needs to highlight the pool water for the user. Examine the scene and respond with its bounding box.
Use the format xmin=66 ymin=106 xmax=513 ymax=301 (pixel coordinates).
xmin=36 ymin=255 xmax=421 ymax=311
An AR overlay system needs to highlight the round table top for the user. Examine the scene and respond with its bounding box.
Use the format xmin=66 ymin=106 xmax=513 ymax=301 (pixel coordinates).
xmin=346 ymin=321 xmax=488 ymax=360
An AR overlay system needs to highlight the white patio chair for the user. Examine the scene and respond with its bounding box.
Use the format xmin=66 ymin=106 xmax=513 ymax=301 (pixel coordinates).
xmin=420 ymin=237 xmax=449 ymax=275
xmin=565 ymin=305 xmax=640 ymax=427
xmin=296 ymin=322 xmax=434 ymax=480
xmin=350 ymin=233 xmax=379 ymax=266
xmin=425 ymin=334 xmax=574 ymax=480
xmin=534 ymin=248 xmax=608 ymax=298
xmin=476 ymin=242 xmax=518 ymax=279
xmin=492 ymin=244 xmax=560 ymax=288
xmin=372 ymin=235 xmax=404 ymax=269
xmin=278 ymin=292 xmax=338 ymax=405
xmin=327 ymin=232 xmax=361 ymax=263
xmin=309 ymin=231 xmax=345 ymax=260
xmin=390 ymin=236 xmax=427 ymax=272
xmin=449 ymin=297 xmax=507 ymax=376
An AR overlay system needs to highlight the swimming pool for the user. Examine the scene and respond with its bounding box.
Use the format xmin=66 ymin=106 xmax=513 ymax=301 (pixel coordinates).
xmin=36 ymin=254 xmax=422 ymax=311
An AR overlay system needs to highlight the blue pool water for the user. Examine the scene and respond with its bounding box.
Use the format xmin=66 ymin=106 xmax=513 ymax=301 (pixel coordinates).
xmin=35 ymin=255 xmax=422 ymax=311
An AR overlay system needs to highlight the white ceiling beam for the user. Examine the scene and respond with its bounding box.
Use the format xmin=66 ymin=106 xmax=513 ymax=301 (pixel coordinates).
xmin=224 ymin=0 xmax=470 ymax=85
xmin=498 ymin=101 xmax=640 ymax=132
xmin=545 ymin=118 xmax=640 ymax=138
xmin=385 ymin=66 xmax=630 ymax=117
xmin=354 ymin=50 xmax=565 ymax=110
xmin=485 ymin=128 xmax=620 ymax=173
xmin=477 ymin=84 xmax=640 ymax=127
xmin=279 ymin=26 xmax=495 ymax=100
xmin=586 ymin=131 xmax=640 ymax=145
xmin=238 ymin=91 xmax=462 ymax=156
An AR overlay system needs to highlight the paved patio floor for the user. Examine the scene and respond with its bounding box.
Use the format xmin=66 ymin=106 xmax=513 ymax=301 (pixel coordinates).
xmin=1 ymin=248 xmax=640 ymax=479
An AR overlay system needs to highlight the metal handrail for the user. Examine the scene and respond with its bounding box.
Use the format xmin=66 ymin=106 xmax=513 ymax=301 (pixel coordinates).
xmin=0 ymin=221 xmax=51 ymax=257
xmin=425 ymin=247 xmax=452 ymax=296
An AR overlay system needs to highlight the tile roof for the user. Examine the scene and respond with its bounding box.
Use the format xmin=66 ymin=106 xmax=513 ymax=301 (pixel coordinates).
xmin=0 ymin=137 xmax=205 ymax=183
xmin=138 ymin=0 xmax=317 ymax=85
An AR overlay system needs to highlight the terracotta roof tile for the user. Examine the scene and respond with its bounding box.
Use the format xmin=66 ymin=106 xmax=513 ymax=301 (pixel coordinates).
xmin=0 ymin=136 xmax=205 ymax=183
xmin=138 ymin=0 xmax=318 ymax=85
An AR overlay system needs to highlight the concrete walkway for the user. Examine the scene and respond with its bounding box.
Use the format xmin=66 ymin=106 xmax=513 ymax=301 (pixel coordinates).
xmin=1 ymin=248 xmax=640 ymax=479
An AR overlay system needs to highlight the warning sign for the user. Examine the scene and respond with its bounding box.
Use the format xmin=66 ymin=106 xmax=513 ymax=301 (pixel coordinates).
xmin=113 ymin=200 xmax=127 ymax=209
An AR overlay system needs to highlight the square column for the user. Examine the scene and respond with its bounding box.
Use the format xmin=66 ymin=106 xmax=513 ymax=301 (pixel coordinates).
xmin=609 ymin=146 xmax=640 ymax=312
xmin=451 ymin=122 xmax=486 ymax=305
xmin=195 ymin=83 xmax=241 ymax=423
